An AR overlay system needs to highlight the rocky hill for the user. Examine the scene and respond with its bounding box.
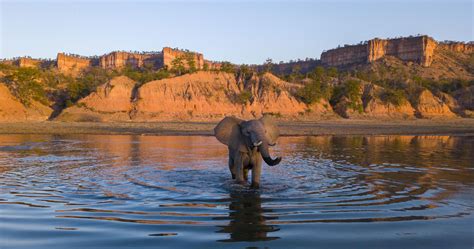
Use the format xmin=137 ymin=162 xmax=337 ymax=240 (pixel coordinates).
xmin=0 ymin=83 xmax=52 ymax=122
xmin=57 ymin=72 xmax=333 ymax=122
xmin=0 ymin=34 xmax=472 ymax=122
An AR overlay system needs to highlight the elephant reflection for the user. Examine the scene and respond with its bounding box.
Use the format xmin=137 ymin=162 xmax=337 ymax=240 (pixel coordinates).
xmin=215 ymin=191 xmax=280 ymax=242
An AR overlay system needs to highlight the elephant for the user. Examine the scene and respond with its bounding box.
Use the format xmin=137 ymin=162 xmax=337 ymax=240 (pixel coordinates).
xmin=214 ymin=116 xmax=282 ymax=189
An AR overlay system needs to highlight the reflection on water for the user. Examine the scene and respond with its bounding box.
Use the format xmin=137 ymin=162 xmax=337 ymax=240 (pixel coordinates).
xmin=0 ymin=135 xmax=473 ymax=249
xmin=216 ymin=191 xmax=280 ymax=242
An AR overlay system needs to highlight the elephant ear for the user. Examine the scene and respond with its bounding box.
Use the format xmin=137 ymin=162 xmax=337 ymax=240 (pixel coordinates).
xmin=260 ymin=115 xmax=280 ymax=144
xmin=214 ymin=116 xmax=244 ymax=146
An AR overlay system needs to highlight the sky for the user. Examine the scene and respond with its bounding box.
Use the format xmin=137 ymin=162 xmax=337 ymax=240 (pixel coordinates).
xmin=0 ymin=0 xmax=472 ymax=64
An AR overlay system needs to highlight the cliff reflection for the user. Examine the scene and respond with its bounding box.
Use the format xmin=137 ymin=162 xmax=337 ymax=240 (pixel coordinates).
xmin=215 ymin=191 xmax=280 ymax=242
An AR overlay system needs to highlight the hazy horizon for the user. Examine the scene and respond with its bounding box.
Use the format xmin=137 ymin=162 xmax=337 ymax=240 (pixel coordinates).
xmin=1 ymin=0 xmax=472 ymax=64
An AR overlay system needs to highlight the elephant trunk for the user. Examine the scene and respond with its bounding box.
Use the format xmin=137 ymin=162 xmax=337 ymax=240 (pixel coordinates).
xmin=259 ymin=143 xmax=281 ymax=166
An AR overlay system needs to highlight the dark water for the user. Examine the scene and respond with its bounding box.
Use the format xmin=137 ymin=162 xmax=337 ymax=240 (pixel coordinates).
xmin=0 ymin=135 xmax=473 ymax=249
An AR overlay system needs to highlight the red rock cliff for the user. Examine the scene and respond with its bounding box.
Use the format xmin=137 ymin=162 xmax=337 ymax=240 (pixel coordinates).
xmin=16 ymin=58 xmax=42 ymax=68
xmin=57 ymin=53 xmax=92 ymax=74
xmin=321 ymin=36 xmax=437 ymax=67
xmin=162 ymin=47 xmax=205 ymax=70
xmin=99 ymin=51 xmax=162 ymax=69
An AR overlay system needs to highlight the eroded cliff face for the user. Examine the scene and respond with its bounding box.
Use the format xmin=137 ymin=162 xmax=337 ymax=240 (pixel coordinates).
xmin=57 ymin=72 xmax=334 ymax=122
xmin=439 ymin=42 xmax=474 ymax=54
xmin=57 ymin=53 xmax=92 ymax=75
xmin=452 ymin=86 xmax=474 ymax=117
xmin=332 ymin=82 xmax=427 ymax=119
xmin=99 ymin=52 xmax=162 ymax=69
xmin=413 ymin=90 xmax=456 ymax=118
xmin=57 ymin=76 xmax=136 ymax=122
xmin=133 ymin=72 xmax=327 ymax=121
xmin=16 ymin=58 xmax=42 ymax=68
xmin=362 ymin=84 xmax=415 ymax=119
xmin=0 ymin=83 xmax=53 ymax=122
xmin=240 ymin=73 xmax=325 ymax=118
xmin=322 ymin=36 xmax=438 ymax=67
xmin=162 ymin=47 xmax=205 ymax=70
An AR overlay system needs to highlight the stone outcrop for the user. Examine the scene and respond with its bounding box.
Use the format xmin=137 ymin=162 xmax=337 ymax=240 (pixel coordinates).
xmin=57 ymin=76 xmax=136 ymax=122
xmin=98 ymin=48 xmax=221 ymax=71
xmin=57 ymin=53 xmax=93 ymax=75
xmin=240 ymin=73 xmax=317 ymax=117
xmin=133 ymin=71 xmax=321 ymax=121
xmin=162 ymin=47 xmax=204 ymax=70
xmin=452 ymin=86 xmax=474 ymax=112
xmin=16 ymin=57 xmax=42 ymax=68
xmin=204 ymin=59 xmax=222 ymax=70
xmin=0 ymin=83 xmax=53 ymax=122
xmin=439 ymin=42 xmax=474 ymax=54
xmin=321 ymin=35 xmax=437 ymax=67
xmin=58 ymin=72 xmax=334 ymax=122
xmin=413 ymin=89 xmax=456 ymax=118
xmin=333 ymin=82 xmax=416 ymax=119
xmin=133 ymin=72 xmax=239 ymax=120
xmin=363 ymin=84 xmax=415 ymax=119
xmin=100 ymin=52 xmax=162 ymax=69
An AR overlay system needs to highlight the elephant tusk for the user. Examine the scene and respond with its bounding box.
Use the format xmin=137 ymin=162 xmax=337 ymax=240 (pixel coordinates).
xmin=254 ymin=141 xmax=263 ymax=147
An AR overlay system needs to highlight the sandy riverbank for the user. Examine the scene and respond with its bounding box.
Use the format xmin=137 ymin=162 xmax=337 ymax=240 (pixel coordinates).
xmin=1 ymin=119 xmax=473 ymax=136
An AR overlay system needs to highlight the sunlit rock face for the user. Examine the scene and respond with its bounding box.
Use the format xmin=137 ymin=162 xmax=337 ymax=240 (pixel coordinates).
xmin=57 ymin=53 xmax=93 ymax=75
xmin=57 ymin=76 xmax=136 ymax=122
xmin=413 ymin=89 xmax=457 ymax=118
xmin=321 ymin=35 xmax=437 ymax=67
xmin=0 ymin=83 xmax=52 ymax=122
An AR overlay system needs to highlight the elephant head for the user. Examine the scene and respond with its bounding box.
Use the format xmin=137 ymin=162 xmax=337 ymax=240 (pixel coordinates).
xmin=214 ymin=116 xmax=282 ymax=166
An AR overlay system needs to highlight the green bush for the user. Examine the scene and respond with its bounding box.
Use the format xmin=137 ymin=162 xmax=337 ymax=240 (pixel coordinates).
xmin=296 ymin=79 xmax=332 ymax=104
xmin=220 ymin=62 xmax=235 ymax=74
xmin=330 ymin=79 xmax=362 ymax=112
xmin=379 ymin=89 xmax=406 ymax=106
xmin=4 ymin=67 xmax=48 ymax=106
xmin=121 ymin=66 xmax=170 ymax=86
xmin=237 ymin=90 xmax=253 ymax=104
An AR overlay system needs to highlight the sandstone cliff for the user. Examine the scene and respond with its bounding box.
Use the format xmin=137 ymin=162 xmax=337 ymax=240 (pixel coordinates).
xmin=0 ymin=83 xmax=53 ymax=122
xmin=133 ymin=71 xmax=330 ymax=121
xmin=57 ymin=72 xmax=334 ymax=122
xmin=16 ymin=57 xmax=42 ymax=68
xmin=452 ymin=86 xmax=474 ymax=117
xmin=438 ymin=42 xmax=474 ymax=54
xmin=412 ymin=89 xmax=456 ymax=118
xmin=100 ymin=52 xmax=161 ymax=70
xmin=362 ymin=84 xmax=415 ymax=119
xmin=321 ymin=36 xmax=437 ymax=67
xmin=57 ymin=76 xmax=136 ymax=122
xmin=330 ymin=82 xmax=452 ymax=120
xmin=57 ymin=53 xmax=93 ymax=75
xmin=162 ymin=47 xmax=205 ymax=70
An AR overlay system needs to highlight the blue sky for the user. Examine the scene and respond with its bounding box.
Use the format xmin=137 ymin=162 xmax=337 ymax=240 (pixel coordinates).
xmin=1 ymin=0 xmax=472 ymax=64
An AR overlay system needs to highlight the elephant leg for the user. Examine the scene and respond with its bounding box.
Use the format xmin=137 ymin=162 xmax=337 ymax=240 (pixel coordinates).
xmin=243 ymin=168 xmax=249 ymax=181
xmin=234 ymin=153 xmax=245 ymax=184
xmin=251 ymin=158 xmax=262 ymax=189
xmin=228 ymin=154 xmax=235 ymax=179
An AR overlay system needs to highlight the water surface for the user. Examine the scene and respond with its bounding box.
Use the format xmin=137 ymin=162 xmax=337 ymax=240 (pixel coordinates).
xmin=0 ymin=135 xmax=473 ymax=248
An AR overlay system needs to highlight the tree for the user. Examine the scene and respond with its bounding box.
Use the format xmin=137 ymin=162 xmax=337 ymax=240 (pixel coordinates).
xmin=263 ymin=58 xmax=273 ymax=72
xmin=184 ymin=52 xmax=197 ymax=73
xmin=171 ymin=56 xmax=186 ymax=75
xmin=296 ymin=78 xmax=332 ymax=104
xmin=4 ymin=67 xmax=47 ymax=106
xmin=220 ymin=62 xmax=235 ymax=74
